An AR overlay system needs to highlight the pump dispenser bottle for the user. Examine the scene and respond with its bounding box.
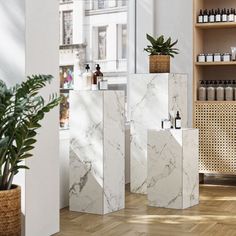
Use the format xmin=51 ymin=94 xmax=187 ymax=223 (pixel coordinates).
xmin=82 ymin=64 xmax=93 ymax=90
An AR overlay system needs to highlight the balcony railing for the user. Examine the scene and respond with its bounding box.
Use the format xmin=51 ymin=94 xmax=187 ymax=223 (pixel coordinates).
xmin=91 ymin=59 xmax=127 ymax=73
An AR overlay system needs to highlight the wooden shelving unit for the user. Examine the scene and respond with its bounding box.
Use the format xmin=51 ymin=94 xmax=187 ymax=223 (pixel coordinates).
xmin=195 ymin=61 xmax=236 ymax=66
xmin=193 ymin=0 xmax=236 ymax=175
xmin=195 ymin=22 xmax=236 ymax=29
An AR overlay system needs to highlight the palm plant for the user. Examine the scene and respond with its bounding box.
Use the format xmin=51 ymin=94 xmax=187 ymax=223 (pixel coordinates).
xmin=144 ymin=34 xmax=179 ymax=57
xmin=0 ymin=75 xmax=60 ymax=190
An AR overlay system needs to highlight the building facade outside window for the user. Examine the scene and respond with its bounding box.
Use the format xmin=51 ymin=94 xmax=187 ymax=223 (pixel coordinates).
xmin=59 ymin=0 xmax=128 ymax=128
xmin=98 ymin=0 xmax=105 ymax=9
xmin=63 ymin=11 xmax=73 ymax=45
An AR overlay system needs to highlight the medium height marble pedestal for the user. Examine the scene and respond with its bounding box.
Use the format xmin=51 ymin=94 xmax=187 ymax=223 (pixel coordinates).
xmin=130 ymin=73 xmax=188 ymax=194
xmin=147 ymin=129 xmax=199 ymax=209
xmin=69 ymin=91 xmax=125 ymax=215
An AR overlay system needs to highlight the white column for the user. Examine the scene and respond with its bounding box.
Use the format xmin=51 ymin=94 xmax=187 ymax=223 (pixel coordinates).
xmin=0 ymin=0 xmax=59 ymax=235
xmin=147 ymin=129 xmax=199 ymax=209
xmin=25 ymin=0 xmax=60 ymax=235
xmin=70 ymin=91 xmax=125 ymax=215
xmin=130 ymin=73 xmax=188 ymax=194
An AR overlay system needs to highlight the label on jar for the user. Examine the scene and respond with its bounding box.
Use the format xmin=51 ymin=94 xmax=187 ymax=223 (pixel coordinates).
xmin=214 ymin=55 xmax=221 ymax=62
xmin=203 ymin=15 xmax=209 ymax=23
xmin=209 ymin=15 xmax=215 ymax=22
xmin=199 ymin=88 xmax=206 ymax=101
xmin=216 ymin=88 xmax=224 ymax=101
xmin=216 ymin=14 xmax=221 ymax=22
xmin=198 ymin=55 xmax=205 ymax=62
xmin=175 ymin=120 xmax=181 ymax=129
xmin=225 ymin=88 xmax=233 ymax=101
xmin=222 ymin=14 xmax=227 ymax=22
xmin=229 ymin=14 xmax=235 ymax=22
xmin=99 ymin=81 xmax=108 ymax=90
xmin=198 ymin=16 xmax=203 ymax=23
xmin=206 ymin=56 xmax=213 ymax=62
xmin=207 ymin=88 xmax=215 ymax=101
xmin=223 ymin=55 xmax=231 ymax=62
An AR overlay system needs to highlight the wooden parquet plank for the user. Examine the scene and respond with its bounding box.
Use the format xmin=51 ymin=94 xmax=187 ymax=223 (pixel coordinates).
xmin=55 ymin=183 xmax=236 ymax=236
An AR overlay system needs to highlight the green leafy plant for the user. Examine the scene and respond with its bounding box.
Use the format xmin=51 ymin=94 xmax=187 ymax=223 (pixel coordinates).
xmin=144 ymin=34 xmax=179 ymax=57
xmin=0 ymin=75 xmax=60 ymax=190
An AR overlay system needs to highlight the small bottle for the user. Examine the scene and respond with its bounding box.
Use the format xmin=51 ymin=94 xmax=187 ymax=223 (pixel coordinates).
xmin=214 ymin=53 xmax=221 ymax=62
xmin=227 ymin=9 xmax=230 ymax=22
xmin=82 ymin=64 xmax=93 ymax=90
xmin=198 ymin=9 xmax=203 ymax=23
xmin=175 ymin=111 xmax=181 ymax=129
xmin=198 ymin=80 xmax=207 ymax=101
xmin=222 ymin=8 xmax=227 ymax=22
xmin=229 ymin=8 xmax=235 ymax=22
xmin=198 ymin=54 xmax=206 ymax=62
xmin=98 ymin=77 xmax=108 ymax=90
xmin=206 ymin=53 xmax=213 ymax=62
xmin=209 ymin=9 xmax=215 ymax=23
xmin=234 ymin=9 xmax=236 ymax=22
xmin=92 ymin=64 xmax=103 ymax=91
xmin=216 ymin=80 xmax=224 ymax=101
xmin=203 ymin=9 xmax=209 ymax=23
xmin=207 ymin=81 xmax=215 ymax=101
xmin=222 ymin=53 xmax=231 ymax=62
xmin=225 ymin=80 xmax=233 ymax=101
xmin=215 ymin=8 xmax=221 ymax=22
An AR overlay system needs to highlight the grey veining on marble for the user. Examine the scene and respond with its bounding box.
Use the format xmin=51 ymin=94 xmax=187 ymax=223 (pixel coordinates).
xmin=130 ymin=73 xmax=188 ymax=194
xmin=147 ymin=129 xmax=199 ymax=209
xmin=69 ymin=90 xmax=125 ymax=215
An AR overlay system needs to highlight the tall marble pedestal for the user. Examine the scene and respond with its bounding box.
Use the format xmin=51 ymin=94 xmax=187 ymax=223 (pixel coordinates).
xmin=69 ymin=91 xmax=125 ymax=215
xmin=147 ymin=129 xmax=199 ymax=209
xmin=130 ymin=73 xmax=188 ymax=194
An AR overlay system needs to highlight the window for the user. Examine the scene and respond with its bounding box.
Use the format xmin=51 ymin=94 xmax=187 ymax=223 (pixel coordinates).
xmin=122 ymin=0 xmax=127 ymax=6
xmin=63 ymin=11 xmax=73 ymax=45
xmin=60 ymin=66 xmax=74 ymax=89
xmin=98 ymin=27 xmax=107 ymax=60
xmin=121 ymin=25 xmax=127 ymax=59
xmin=98 ymin=0 xmax=105 ymax=9
xmin=118 ymin=24 xmax=127 ymax=59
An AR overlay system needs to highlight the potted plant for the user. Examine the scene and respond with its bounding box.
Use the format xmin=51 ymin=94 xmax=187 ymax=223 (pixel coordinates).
xmin=144 ymin=34 xmax=179 ymax=73
xmin=0 ymin=75 xmax=60 ymax=235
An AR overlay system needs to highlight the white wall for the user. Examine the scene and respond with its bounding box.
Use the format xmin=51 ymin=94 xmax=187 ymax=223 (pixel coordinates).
xmin=154 ymin=0 xmax=193 ymax=125
xmin=25 ymin=0 xmax=60 ymax=235
xmin=0 ymin=1 xmax=59 ymax=235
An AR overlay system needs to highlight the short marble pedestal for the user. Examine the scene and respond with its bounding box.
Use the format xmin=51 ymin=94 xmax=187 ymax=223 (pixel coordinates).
xmin=69 ymin=91 xmax=125 ymax=215
xmin=147 ymin=129 xmax=199 ymax=209
xmin=130 ymin=73 xmax=188 ymax=194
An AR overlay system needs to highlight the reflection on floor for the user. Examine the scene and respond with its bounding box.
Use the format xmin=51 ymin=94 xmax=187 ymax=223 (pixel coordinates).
xmin=55 ymin=176 xmax=236 ymax=236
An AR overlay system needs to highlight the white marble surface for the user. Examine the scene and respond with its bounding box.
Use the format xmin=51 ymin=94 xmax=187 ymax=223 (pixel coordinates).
xmin=130 ymin=73 xmax=187 ymax=194
xmin=69 ymin=90 xmax=125 ymax=215
xmin=147 ymin=129 xmax=199 ymax=209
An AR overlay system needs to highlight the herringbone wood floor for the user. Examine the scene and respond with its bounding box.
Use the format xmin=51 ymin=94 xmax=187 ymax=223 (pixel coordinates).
xmin=55 ymin=177 xmax=236 ymax=236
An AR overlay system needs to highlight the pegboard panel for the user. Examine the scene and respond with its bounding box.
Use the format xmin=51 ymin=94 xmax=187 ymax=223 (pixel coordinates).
xmin=195 ymin=103 xmax=236 ymax=174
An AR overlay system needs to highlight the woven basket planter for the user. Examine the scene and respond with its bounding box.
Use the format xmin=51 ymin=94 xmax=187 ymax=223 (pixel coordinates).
xmin=0 ymin=185 xmax=21 ymax=236
xmin=149 ymin=55 xmax=170 ymax=73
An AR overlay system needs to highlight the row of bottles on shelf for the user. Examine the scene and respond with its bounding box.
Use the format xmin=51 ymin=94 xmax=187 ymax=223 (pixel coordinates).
xmin=198 ymin=80 xmax=236 ymax=101
xmin=198 ymin=8 xmax=236 ymax=23
xmin=197 ymin=53 xmax=233 ymax=63
xmin=77 ymin=64 xmax=108 ymax=91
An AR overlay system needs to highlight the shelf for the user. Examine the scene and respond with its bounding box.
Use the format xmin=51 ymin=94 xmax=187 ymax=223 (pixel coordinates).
xmin=195 ymin=101 xmax=236 ymax=104
xmin=195 ymin=22 xmax=236 ymax=29
xmin=195 ymin=61 xmax=236 ymax=66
